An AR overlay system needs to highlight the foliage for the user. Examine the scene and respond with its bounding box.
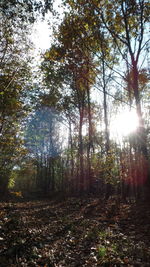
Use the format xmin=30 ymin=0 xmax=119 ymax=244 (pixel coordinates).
xmin=0 ymin=6 xmax=33 ymax=192
xmin=0 ymin=0 xmax=150 ymax=197
xmin=0 ymin=0 xmax=54 ymax=22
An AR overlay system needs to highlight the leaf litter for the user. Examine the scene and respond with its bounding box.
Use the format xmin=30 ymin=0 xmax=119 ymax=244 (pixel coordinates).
xmin=0 ymin=197 xmax=150 ymax=266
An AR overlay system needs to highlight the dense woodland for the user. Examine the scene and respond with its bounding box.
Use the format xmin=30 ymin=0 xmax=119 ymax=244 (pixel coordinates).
xmin=1 ymin=0 xmax=150 ymax=199
xmin=0 ymin=0 xmax=150 ymax=266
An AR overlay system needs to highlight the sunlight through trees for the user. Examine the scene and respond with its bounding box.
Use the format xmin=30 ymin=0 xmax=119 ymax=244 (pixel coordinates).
xmin=0 ymin=0 xmax=150 ymax=200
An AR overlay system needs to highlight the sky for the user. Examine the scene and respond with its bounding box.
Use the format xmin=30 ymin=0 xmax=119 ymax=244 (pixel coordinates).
xmin=31 ymin=0 xmax=64 ymax=51
xmin=31 ymin=20 xmax=52 ymax=51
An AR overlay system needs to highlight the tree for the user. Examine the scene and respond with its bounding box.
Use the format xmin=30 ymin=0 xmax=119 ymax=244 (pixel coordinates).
xmin=64 ymin=0 xmax=150 ymax=196
xmin=42 ymin=15 xmax=98 ymax=192
xmin=95 ymin=0 xmax=149 ymax=158
xmin=25 ymin=106 xmax=62 ymax=193
xmin=0 ymin=7 xmax=33 ymax=193
xmin=0 ymin=0 xmax=54 ymax=22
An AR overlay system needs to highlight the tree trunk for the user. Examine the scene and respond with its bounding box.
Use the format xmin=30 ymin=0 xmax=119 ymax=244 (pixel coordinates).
xmin=78 ymin=108 xmax=84 ymax=193
xmin=69 ymin=119 xmax=74 ymax=178
xmin=103 ymin=84 xmax=110 ymax=153
xmin=86 ymin=83 xmax=94 ymax=192
xmin=132 ymin=61 xmax=148 ymax=159
xmin=0 ymin=174 xmax=9 ymax=195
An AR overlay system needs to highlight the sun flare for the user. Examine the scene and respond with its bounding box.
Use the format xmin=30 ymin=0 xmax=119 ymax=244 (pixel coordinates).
xmin=32 ymin=21 xmax=52 ymax=50
xmin=110 ymin=110 xmax=139 ymax=139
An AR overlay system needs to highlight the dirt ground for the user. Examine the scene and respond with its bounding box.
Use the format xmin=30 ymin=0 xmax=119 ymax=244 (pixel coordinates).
xmin=0 ymin=196 xmax=150 ymax=266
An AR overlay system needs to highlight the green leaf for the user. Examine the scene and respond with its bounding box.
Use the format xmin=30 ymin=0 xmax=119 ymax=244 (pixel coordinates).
xmin=97 ymin=246 xmax=107 ymax=258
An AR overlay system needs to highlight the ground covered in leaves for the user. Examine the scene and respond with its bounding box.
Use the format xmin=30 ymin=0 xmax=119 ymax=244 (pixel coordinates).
xmin=0 ymin=195 xmax=150 ymax=266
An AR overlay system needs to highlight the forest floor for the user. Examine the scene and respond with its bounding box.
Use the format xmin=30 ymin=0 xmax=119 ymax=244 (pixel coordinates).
xmin=0 ymin=195 xmax=150 ymax=266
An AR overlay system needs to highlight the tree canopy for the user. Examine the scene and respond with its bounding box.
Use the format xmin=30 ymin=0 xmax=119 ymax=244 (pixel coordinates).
xmin=0 ymin=0 xmax=150 ymax=198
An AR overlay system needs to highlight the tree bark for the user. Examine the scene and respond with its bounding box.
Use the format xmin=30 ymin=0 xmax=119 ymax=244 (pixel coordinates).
xmin=78 ymin=108 xmax=84 ymax=193
xmin=132 ymin=60 xmax=148 ymax=158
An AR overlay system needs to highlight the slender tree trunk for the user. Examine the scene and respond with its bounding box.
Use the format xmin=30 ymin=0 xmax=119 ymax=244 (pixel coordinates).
xmin=51 ymin=158 xmax=55 ymax=192
xmin=132 ymin=61 xmax=148 ymax=158
xmin=102 ymin=55 xmax=110 ymax=154
xmin=78 ymin=108 xmax=84 ymax=193
xmin=131 ymin=60 xmax=149 ymax=198
xmin=86 ymin=85 xmax=94 ymax=192
xmin=69 ymin=119 xmax=74 ymax=178
xmin=0 ymin=173 xmax=10 ymax=195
